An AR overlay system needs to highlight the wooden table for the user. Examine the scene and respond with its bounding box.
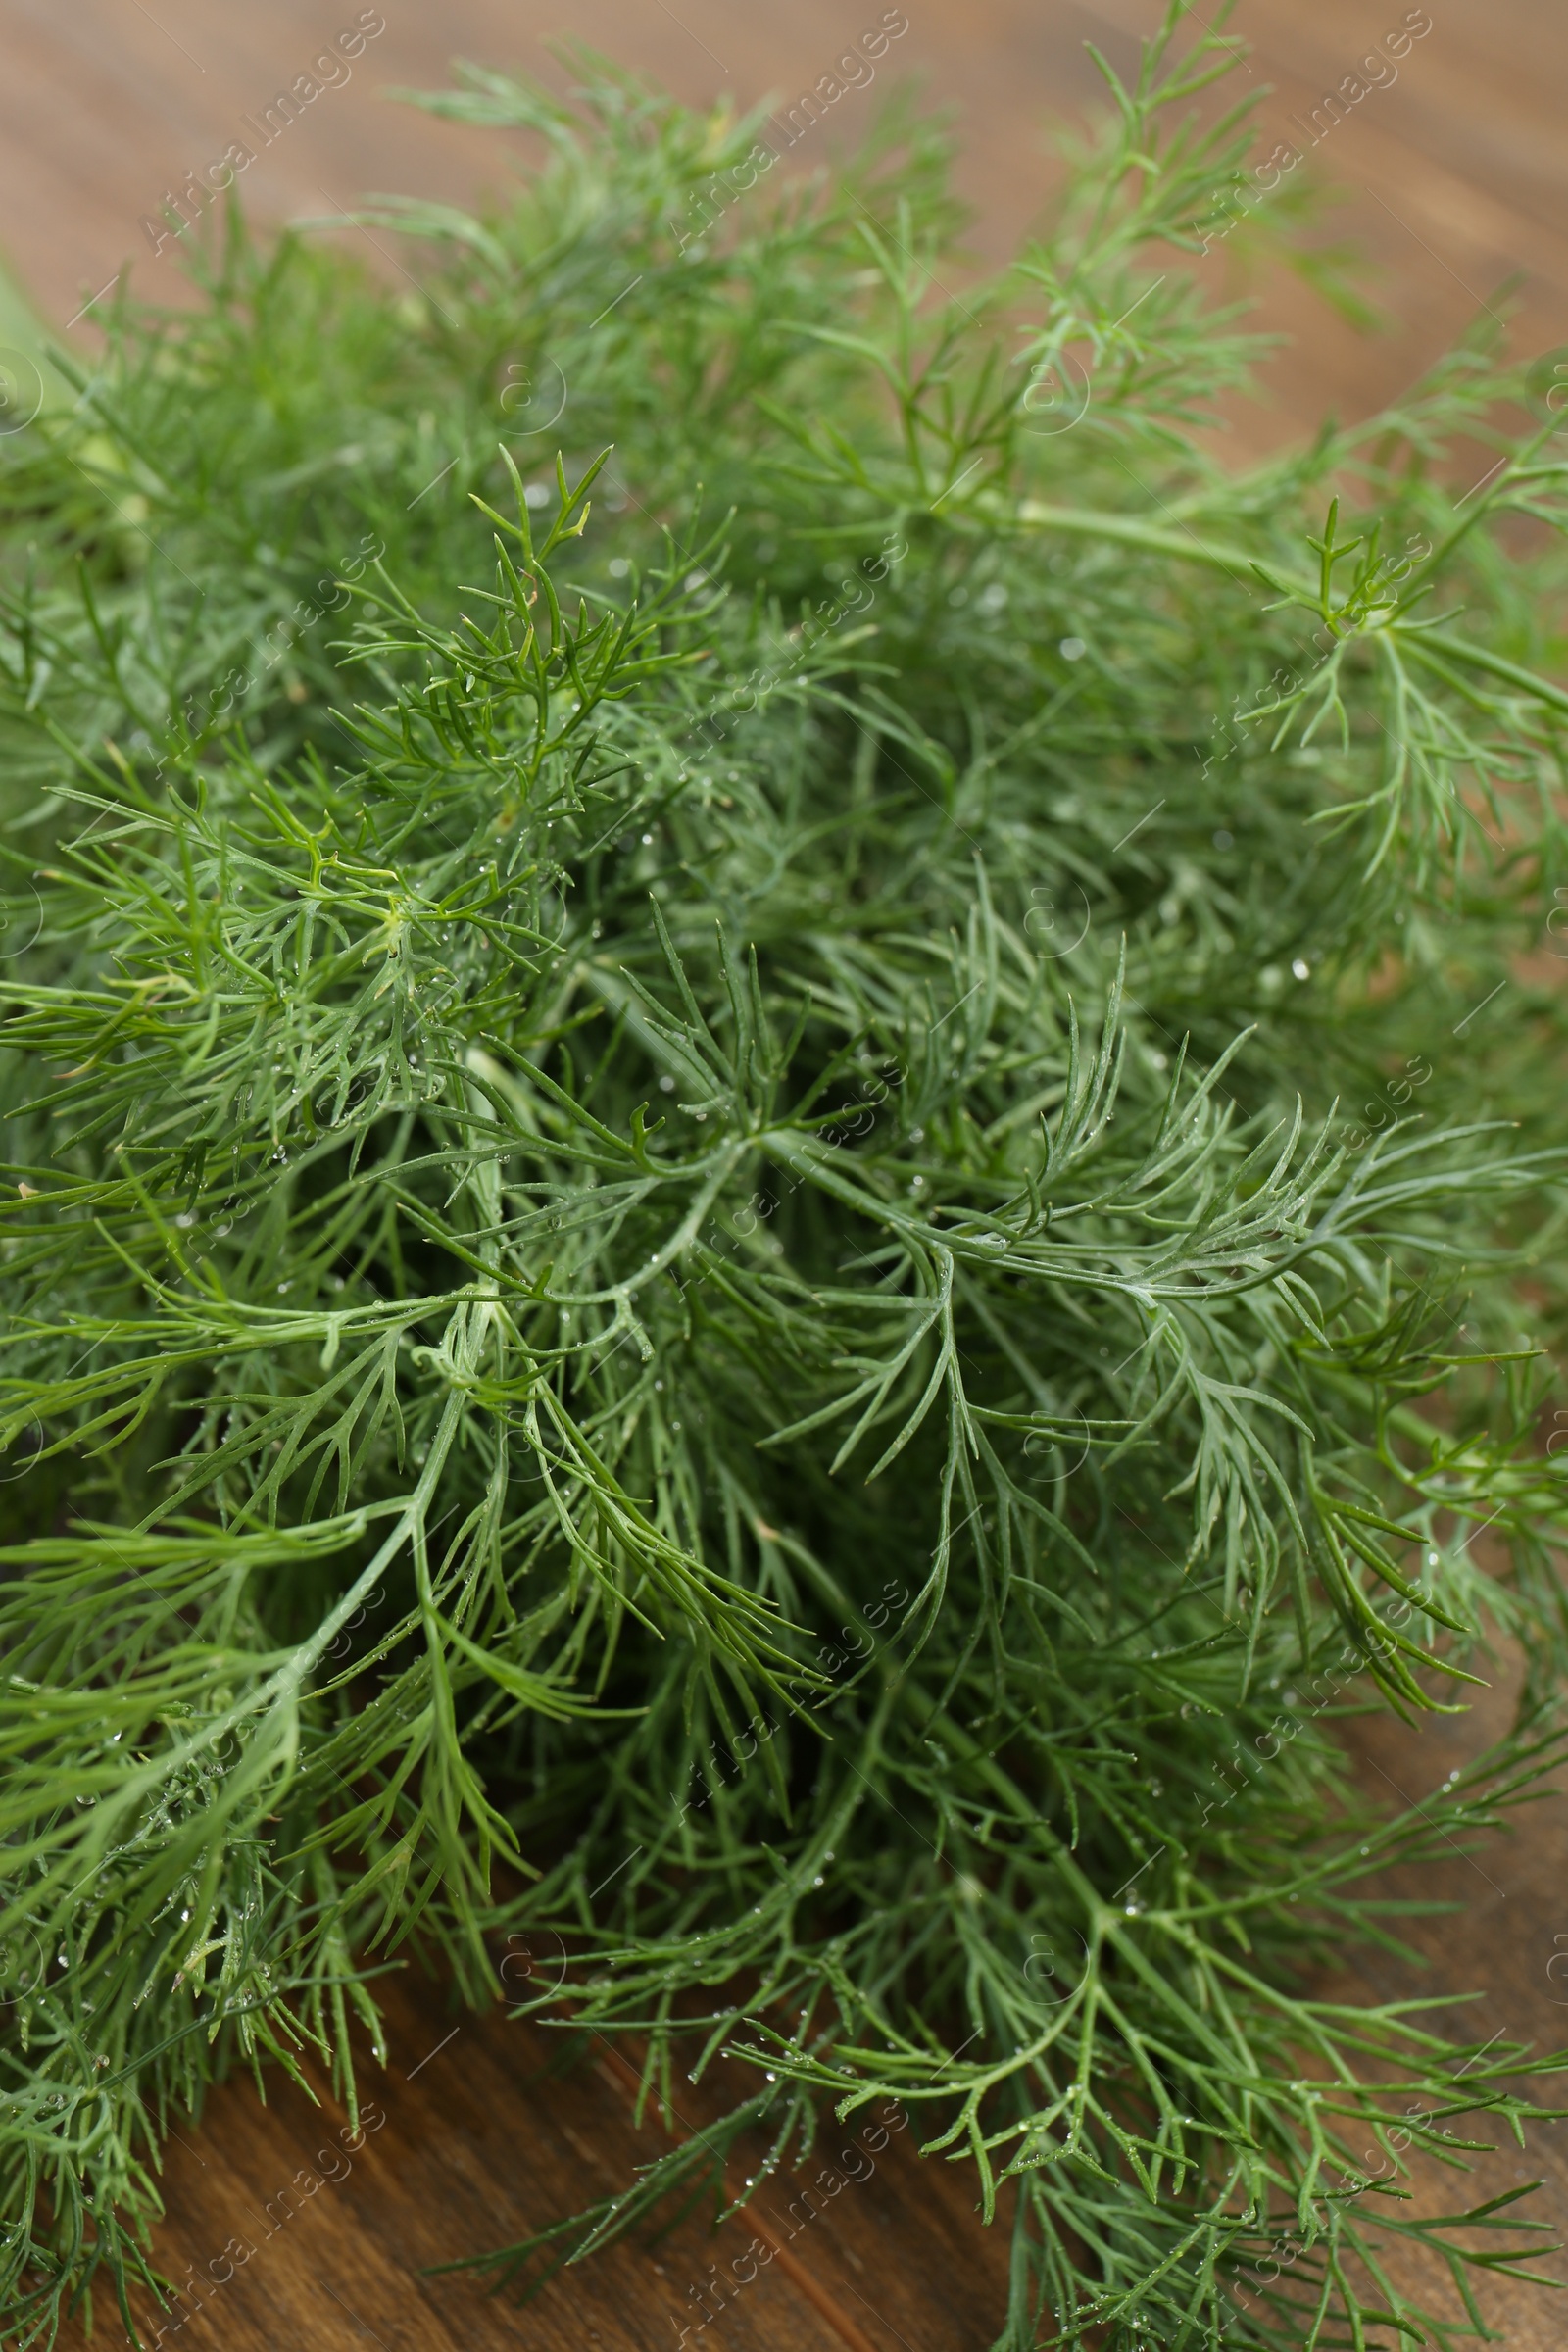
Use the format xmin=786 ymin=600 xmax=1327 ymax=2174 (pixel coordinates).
xmin=3 ymin=0 xmax=1567 ymax=449
xmin=45 ymin=1677 xmax=1567 ymax=2352
xmin=66 ymin=1971 xmax=1011 ymax=2352
xmin=7 ymin=1 xmax=1567 ymax=2343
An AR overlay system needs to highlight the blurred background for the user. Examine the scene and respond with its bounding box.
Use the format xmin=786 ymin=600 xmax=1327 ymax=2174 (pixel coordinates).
xmin=2 ymin=0 xmax=1567 ymax=449
xmin=10 ymin=4 xmax=1568 ymax=2347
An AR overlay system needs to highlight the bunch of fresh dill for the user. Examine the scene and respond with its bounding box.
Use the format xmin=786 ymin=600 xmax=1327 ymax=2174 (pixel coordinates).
xmin=3 ymin=10 xmax=1568 ymax=2348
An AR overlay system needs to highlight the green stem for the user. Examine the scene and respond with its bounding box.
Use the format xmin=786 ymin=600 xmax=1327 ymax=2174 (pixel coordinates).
xmin=1009 ymin=500 xmax=1281 ymax=587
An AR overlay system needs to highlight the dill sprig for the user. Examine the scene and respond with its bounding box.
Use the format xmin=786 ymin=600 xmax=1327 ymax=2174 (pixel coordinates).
xmin=3 ymin=10 xmax=1568 ymax=2348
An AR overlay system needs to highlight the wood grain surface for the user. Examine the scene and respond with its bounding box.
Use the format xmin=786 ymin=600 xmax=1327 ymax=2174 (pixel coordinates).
xmin=50 ymin=1967 xmax=1013 ymax=2352
xmin=43 ymin=1685 xmax=1568 ymax=2352
xmin=2 ymin=0 xmax=1568 ymax=445
xmin=8 ymin=2 xmax=1568 ymax=2345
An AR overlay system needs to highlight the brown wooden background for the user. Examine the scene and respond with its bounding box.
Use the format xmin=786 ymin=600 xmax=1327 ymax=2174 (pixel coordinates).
xmin=5 ymin=0 xmax=1568 ymax=2344
xmin=5 ymin=0 xmax=1568 ymax=446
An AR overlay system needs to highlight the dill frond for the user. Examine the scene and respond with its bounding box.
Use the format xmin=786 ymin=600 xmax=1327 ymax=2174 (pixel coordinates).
xmin=4 ymin=10 xmax=1568 ymax=2348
